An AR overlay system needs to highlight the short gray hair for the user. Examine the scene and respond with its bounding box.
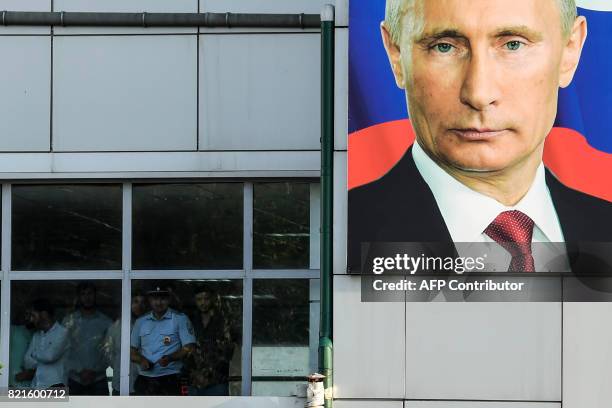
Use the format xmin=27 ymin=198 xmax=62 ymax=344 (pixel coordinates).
xmin=385 ymin=0 xmax=577 ymax=44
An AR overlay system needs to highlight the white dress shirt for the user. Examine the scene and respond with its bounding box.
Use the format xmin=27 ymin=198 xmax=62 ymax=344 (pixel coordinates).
xmin=412 ymin=142 xmax=568 ymax=272
xmin=24 ymin=321 xmax=70 ymax=389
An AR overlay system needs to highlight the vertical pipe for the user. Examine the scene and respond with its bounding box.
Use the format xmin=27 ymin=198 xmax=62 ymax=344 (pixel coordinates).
xmin=319 ymin=4 xmax=335 ymax=408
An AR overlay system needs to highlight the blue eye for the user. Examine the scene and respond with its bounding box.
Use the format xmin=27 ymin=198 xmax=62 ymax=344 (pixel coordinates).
xmin=435 ymin=43 xmax=453 ymax=53
xmin=505 ymin=41 xmax=523 ymax=51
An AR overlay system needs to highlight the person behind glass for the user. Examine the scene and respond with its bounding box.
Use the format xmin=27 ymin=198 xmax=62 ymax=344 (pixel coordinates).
xmin=131 ymin=283 xmax=196 ymax=396
xmin=62 ymin=282 xmax=113 ymax=395
xmin=10 ymin=310 xmax=35 ymax=389
xmin=104 ymin=290 xmax=147 ymax=395
xmin=21 ymin=299 xmax=70 ymax=389
xmin=186 ymin=285 xmax=235 ymax=396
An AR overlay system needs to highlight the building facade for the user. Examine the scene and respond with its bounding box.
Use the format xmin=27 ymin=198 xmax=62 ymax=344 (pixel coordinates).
xmin=0 ymin=0 xmax=347 ymax=406
xmin=1 ymin=1 xmax=611 ymax=408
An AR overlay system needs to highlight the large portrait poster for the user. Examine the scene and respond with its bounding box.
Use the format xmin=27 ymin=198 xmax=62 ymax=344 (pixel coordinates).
xmin=347 ymin=0 xmax=612 ymax=276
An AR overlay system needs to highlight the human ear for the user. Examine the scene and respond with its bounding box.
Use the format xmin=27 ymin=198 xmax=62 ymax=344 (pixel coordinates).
xmin=381 ymin=22 xmax=406 ymax=89
xmin=559 ymin=16 xmax=587 ymax=88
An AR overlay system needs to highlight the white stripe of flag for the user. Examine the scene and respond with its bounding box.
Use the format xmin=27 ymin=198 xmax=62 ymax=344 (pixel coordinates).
xmin=577 ymin=0 xmax=612 ymax=11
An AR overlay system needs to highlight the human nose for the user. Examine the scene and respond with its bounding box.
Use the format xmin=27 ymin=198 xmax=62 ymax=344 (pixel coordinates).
xmin=459 ymin=48 xmax=501 ymax=111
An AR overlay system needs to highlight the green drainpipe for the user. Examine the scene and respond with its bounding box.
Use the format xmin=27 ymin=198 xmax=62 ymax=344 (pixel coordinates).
xmin=319 ymin=4 xmax=334 ymax=408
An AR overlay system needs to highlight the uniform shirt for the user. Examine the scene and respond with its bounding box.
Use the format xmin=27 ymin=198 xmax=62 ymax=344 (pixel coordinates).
xmin=131 ymin=308 xmax=195 ymax=377
xmin=23 ymin=321 xmax=70 ymax=389
xmin=62 ymin=310 xmax=113 ymax=384
xmin=412 ymin=142 xmax=569 ymax=272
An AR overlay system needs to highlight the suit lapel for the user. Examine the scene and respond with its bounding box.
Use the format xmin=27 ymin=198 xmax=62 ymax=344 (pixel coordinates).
xmin=385 ymin=146 xmax=454 ymax=244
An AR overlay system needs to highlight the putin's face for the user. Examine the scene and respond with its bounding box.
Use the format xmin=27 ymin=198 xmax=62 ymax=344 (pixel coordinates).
xmin=383 ymin=0 xmax=586 ymax=174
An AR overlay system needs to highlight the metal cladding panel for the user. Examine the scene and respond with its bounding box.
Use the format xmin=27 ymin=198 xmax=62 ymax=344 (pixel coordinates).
xmin=404 ymin=403 xmax=560 ymax=408
xmin=333 ymin=275 xmax=406 ymax=399
xmin=333 ymin=151 xmax=347 ymax=275
xmin=335 ymin=28 xmax=348 ymax=151
xmin=53 ymin=35 xmax=197 ymax=152
xmin=199 ymin=34 xmax=320 ymax=151
xmin=405 ymin=302 xmax=561 ymax=401
xmin=563 ymin=303 xmax=612 ymax=408
xmin=335 ymin=402 xmax=403 ymax=408
xmin=0 ymin=37 xmax=50 ymax=152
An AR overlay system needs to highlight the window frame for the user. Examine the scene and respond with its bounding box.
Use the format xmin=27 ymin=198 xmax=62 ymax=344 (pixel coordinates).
xmin=0 ymin=180 xmax=320 ymax=397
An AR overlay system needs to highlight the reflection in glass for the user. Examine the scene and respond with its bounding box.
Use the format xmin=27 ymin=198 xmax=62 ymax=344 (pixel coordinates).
xmin=130 ymin=280 xmax=242 ymax=396
xmin=252 ymin=279 xmax=310 ymax=396
xmin=10 ymin=280 xmax=120 ymax=394
xmin=106 ymin=290 xmax=147 ymax=395
xmin=12 ymin=184 xmax=122 ymax=270
xmin=132 ymin=183 xmax=243 ymax=270
xmin=254 ymin=183 xmax=310 ymax=269
xmin=62 ymin=282 xmax=114 ymax=395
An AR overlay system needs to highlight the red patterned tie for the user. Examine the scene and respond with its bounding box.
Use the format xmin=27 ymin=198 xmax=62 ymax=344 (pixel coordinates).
xmin=484 ymin=210 xmax=535 ymax=272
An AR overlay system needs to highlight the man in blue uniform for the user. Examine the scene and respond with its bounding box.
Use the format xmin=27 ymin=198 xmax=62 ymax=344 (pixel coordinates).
xmin=130 ymin=283 xmax=195 ymax=396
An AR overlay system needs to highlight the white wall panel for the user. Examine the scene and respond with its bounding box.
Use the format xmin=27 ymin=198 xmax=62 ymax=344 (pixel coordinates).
xmin=334 ymin=275 xmax=405 ymax=399
xmin=0 ymin=151 xmax=319 ymax=175
xmin=405 ymin=303 xmax=561 ymax=401
xmin=563 ymin=303 xmax=612 ymax=408
xmin=53 ymin=0 xmax=197 ymax=34
xmin=335 ymin=28 xmax=348 ymax=151
xmin=404 ymin=402 xmax=560 ymax=408
xmin=335 ymin=401 xmax=403 ymax=408
xmin=16 ymin=396 xmax=307 ymax=408
xmin=53 ymin=35 xmax=197 ymax=152
xmin=0 ymin=37 xmax=50 ymax=151
xmin=201 ymin=0 xmax=349 ymax=27
xmin=0 ymin=0 xmax=50 ymax=35
xmin=333 ymin=151 xmax=347 ymax=274
xmin=199 ymin=34 xmax=320 ymax=151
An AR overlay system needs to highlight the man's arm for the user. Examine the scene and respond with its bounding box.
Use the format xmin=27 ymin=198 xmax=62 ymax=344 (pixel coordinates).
xmin=31 ymin=327 xmax=69 ymax=364
xmin=158 ymin=343 xmax=194 ymax=367
xmin=130 ymin=346 xmax=152 ymax=371
xmin=23 ymin=336 xmax=38 ymax=370
xmin=158 ymin=315 xmax=196 ymax=367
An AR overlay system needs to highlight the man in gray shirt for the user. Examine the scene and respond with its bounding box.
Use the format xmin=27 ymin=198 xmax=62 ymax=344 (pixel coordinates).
xmin=62 ymin=282 xmax=113 ymax=395
xmin=23 ymin=299 xmax=70 ymax=389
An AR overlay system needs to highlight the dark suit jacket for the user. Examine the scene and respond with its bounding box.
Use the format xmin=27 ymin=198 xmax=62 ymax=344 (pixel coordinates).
xmin=348 ymin=146 xmax=612 ymax=275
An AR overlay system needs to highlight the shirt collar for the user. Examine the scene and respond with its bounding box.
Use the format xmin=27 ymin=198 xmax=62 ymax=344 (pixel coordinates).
xmin=412 ymin=141 xmax=561 ymax=242
xmin=43 ymin=321 xmax=61 ymax=335
xmin=146 ymin=308 xmax=173 ymax=321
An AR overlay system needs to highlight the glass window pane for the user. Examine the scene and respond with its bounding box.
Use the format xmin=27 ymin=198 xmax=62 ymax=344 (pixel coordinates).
xmin=132 ymin=183 xmax=243 ymax=270
xmin=12 ymin=184 xmax=122 ymax=270
xmin=253 ymin=183 xmax=310 ymax=269
xmin=10 ymin=280 xmax=121 ymax=395
xmin=252 ymin=279 xmax=313 ymax=396
xmin=130 ymin=279 xmax=243 ymax=396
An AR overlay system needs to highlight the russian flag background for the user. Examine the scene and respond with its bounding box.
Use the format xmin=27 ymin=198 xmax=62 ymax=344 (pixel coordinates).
xmin=348 ymin=0 xmax=612 ymax=202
